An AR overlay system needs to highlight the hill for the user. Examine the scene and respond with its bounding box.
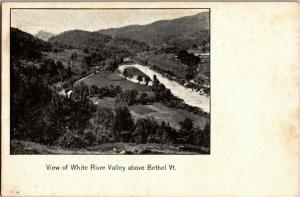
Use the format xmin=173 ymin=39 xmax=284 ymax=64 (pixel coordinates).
xmin=98 ymin=12 xmax=209 ymax=48
xmin=106 ymin=37 xmax=149 ymax=52
xmin=48 ymin=29 xmax=149 ymax=53
xmin=35 ymin=30 xmax=55 ymax=41
xmin=11 ymin=27 xmax=52 ymax=60
xmin=48 ymin=30 xmax=112 ymax=49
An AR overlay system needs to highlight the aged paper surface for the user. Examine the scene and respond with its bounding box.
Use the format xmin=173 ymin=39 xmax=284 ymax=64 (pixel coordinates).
xmin=1 ymin=2 xmax=299 ymax=197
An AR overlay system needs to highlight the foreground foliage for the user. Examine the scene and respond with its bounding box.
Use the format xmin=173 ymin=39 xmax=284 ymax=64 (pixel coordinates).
xmin=10 ymin=27 xmax=210 ymax=153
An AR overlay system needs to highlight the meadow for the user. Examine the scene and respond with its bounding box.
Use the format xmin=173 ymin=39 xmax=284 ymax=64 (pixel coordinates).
xmin=91 ymin=96 xmax=207 ymax=130
xmin=82 ymin=71 xmax=153 ymax=95
xmin=147 ymin=53 xmax=188 ymax=79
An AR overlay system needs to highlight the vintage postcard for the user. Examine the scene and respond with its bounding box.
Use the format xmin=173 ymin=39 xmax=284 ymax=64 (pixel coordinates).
xmin=1 ymin=2 xmax=299 ymax=197
xmin=8 ymin=7 xmax=210 ymax=155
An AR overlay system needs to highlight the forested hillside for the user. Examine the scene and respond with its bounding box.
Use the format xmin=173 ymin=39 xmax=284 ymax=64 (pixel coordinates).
xmin=99 ymin=12 xmax=209 ymax=49
xmin=49 ymin=30 xmax=112 ymax=49
xmin=11 ymin=28 xmax=52 ymax=60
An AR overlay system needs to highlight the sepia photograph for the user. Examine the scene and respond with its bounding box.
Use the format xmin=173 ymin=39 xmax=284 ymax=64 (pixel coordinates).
xmin=2 ymin=2 xmax=299 ymax=197
xmin=10 ymin=8 xmax=210 ymax=154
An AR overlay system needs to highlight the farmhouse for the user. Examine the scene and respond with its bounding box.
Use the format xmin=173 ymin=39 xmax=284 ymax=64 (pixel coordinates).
xmin=187 ymin=49 xmax=210 ymax=63
xmin=123 ymin=57 xmax=134 ymax=63
xmin=59 ymin=89 xmax=73 ymax=99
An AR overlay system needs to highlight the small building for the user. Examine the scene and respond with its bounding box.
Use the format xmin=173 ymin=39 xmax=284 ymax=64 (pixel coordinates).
xmin=187 ymin=50 xmax=210 ymax=62
xmin=59 ymin=89 xmax=73 ymax=99
xmin=123 ymin=57 xmax=133 ymax=62
xmin=187 ymin=49 xmax=202 ymax=57
xmin=199 ymin=53 xmax=210 ymax=63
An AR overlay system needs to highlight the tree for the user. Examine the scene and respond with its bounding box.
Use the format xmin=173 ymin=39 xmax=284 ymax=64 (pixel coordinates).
xmin=153 ymin=74 xmax=158 ymax=82
xmin=113 ymin=106 xmax=134 ymax=132
xmin=73 ymin=82 xmax=90 ymax=102
xmin=83 ymin=48 xmax=89 ymax=54
xmin=189 ymin=121 xmax=210 ymax=148
xmin=200 ymin=121 xmax=210 ymax=147
xmin=105 ymin=58 xmax=118 ymax=71
xmin=153 ymin=74 xmax=160 ymax=87
xmin=137 ymin=74 xmax=143 ymax=83
xmin=90 ymin=85 xmax=100 ymax=96
xmin=117 ymin=89 xmax=138 ymax=105
xmin=56 ymin=61 xmax=64 ymax=71
xmin=92 ymin=107 xmax=114 ymax=129
xmin=144 ymin=76 xmax=151 ymax=85
xmin=139 ymin=93 xmax=148 ymax=104
xmin=134 ymin=117 xmax=158 ymax=143
xmin=84 ymin=56 xmax=92 ymax=65
xmin=123 ymin=69 xmax=128 ymax=77
xmin=179 ymin=117 xmax=193 ymax=132
xmin=113 ymin=106 xmax=135 ymax=141
xmin=71 ymin=53 xmax=77 ymax=61
xmin=165 ymin=89 xmax=173 ymax=98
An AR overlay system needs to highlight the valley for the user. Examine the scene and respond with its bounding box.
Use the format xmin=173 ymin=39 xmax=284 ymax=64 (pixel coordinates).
xmin=10 ymin=11 xmax=210 ymax=154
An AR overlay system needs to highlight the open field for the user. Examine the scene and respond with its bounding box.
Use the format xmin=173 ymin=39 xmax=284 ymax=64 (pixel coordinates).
xmin=90 ymin=97 xmax=117 ymax=109
xmin=147 ymin=53 xmax=187 ymax=79
xmin=91 ymin=96 xmax=207 ymax=130
xmin=43 ymin=49 xmax=90 ymax=73
xmin=82 ymin=71 xmax=153 ymax=94
xmin=82 ymin=68 xmax=208 ymax=129
xmin=130 ymin=102 xmax=208 ymax=130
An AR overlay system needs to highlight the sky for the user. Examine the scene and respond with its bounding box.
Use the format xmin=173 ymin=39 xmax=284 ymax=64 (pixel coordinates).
xmin=11 ymin=9 xmax=208 ymax=35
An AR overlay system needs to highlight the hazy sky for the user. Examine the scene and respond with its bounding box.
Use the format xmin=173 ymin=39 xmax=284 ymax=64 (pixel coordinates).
xmin=11 ymin=9 xmax=208 ymax=35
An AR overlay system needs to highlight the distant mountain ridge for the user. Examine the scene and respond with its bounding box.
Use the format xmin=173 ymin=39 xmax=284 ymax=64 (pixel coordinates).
xmin=97 ymin=12 xmax=209 ymax=48
xmin=45 ymin=12 xmax=209 ymax=50
xmin=48 ymin=29 xmax=149 ymax=52
xmin=35 ymin=30 xmax=55 ymax=41
xmin=48 ymin=30 xmax=112 ymax=48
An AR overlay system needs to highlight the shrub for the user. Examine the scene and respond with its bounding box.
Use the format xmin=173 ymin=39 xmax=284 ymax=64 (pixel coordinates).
xmin=91 ymin=107 xmax=114 ymax=129
xmin=98 ymin=85 xmax=122 ymax=98
xmin=113 ymin=105 xmax=134 ymax=141
xmin=83 ymin=48 xmax=89 ymax=54
xmin=137 ymin=74 xmax=143 ymax=83
xmin=187 ymin=121 xmax=210 ymax=148
xmin=73 ymin=82 xmax=90 ymax=101
xmin=117 ymin=89 xmax=138 ymax=105
xmin=90 ymin=85 xmax=100 ymax=96
xmin=58 ymin=130 xmax=88 ymax=149
xmin=179 ymin=117 xmax=194 ymax=132
xmin=134 ymin=117 xmax=159 ymax=143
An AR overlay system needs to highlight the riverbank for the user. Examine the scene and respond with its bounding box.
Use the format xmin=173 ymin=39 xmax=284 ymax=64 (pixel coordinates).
xmin=118 ymin=63 xmax=210 ymax=113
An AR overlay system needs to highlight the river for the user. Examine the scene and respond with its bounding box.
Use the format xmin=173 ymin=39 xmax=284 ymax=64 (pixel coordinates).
xmin=118 ymin=64 xmax=210 ymax=113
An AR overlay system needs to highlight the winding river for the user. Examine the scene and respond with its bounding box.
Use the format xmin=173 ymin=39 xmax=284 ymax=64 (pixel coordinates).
xmin=118 ymin=64 xmax=210 ymax=113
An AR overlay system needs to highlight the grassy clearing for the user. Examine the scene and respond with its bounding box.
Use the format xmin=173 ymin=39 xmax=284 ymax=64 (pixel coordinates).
xmin=82 ymin=68 xmax=207 ymax=133
xmin=43 ymin=49 xmax=89 ymax=73
xmin=91 ymin=95 xmax=207 ymax=130
xmin=82 ymin=71 xmax=153 ymax=94
xmin=90 ymin=97 xmax=117 ymax=109
xmin=147 ymin=53 xmax=187 ymax=79
xmin=130 ymin=103 xmax=207 ymax=130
